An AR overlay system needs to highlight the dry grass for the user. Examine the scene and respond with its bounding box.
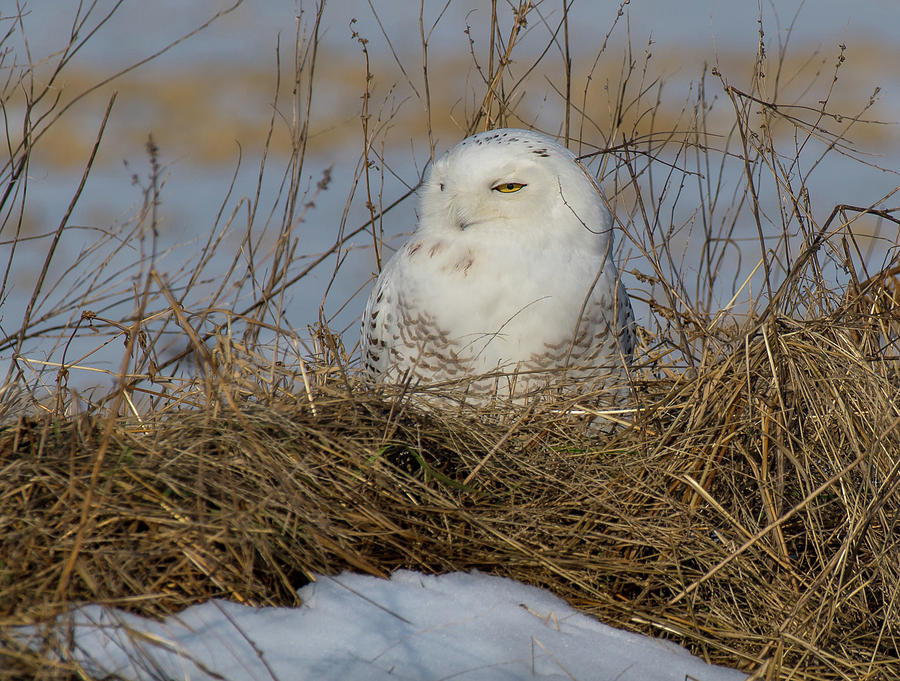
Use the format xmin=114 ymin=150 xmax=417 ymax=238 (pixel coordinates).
xmin=19 ymin=37 xmax=900 ymax=173
xmin=2 ymin=295 xmax=900 ymax=679
xmin=2 ymin=1 xmax=900 ymax=680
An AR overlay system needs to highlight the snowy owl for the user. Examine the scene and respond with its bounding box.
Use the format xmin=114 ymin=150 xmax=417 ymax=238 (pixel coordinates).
xmin=361 ymin=128 xmax=634 ymax=402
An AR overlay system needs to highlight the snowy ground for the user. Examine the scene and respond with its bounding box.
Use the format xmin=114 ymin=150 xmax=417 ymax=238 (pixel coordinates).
xmin=24 ymin=570 xmax=748 ymax=681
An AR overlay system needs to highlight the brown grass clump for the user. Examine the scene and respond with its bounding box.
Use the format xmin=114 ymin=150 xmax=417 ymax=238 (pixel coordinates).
xmin=2 ymin=274 xmax=900 ymax=679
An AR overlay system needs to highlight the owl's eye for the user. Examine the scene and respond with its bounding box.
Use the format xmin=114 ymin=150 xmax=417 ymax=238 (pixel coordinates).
xmin=493 ymin=182 xmax=526 ymax=193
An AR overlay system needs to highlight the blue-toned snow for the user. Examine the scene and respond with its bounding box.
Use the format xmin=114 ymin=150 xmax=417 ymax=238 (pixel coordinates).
xmin=29 ymin=570 xmax=748 ymax=681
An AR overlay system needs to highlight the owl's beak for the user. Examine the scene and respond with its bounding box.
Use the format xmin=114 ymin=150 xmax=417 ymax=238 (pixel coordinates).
xmin=451 ymin=202 xmax=473 ymax=231
xmin=447 ymin=192 xmax=482 ymax=232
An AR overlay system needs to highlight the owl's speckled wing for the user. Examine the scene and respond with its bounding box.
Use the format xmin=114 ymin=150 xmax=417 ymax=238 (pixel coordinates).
xmin=361 ymin=241 xmax=475 ymax=386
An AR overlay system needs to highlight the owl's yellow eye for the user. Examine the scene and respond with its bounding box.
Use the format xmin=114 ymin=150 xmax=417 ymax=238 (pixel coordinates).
xmin=493 ymin=182 xmax=526 ymax=193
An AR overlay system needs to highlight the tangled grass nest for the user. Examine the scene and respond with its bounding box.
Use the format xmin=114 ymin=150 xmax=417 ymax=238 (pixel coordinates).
xmin=2 ymin=271 xmax=899 ymax=681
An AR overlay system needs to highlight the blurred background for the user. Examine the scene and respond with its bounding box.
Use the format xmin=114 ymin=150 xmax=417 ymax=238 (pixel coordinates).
xmin=2 ymin=0 xmax=898 ymax=390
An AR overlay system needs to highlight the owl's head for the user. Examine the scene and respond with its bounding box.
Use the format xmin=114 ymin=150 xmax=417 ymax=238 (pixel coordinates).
xmin=418 ymin=128 xmax=614 ymax=255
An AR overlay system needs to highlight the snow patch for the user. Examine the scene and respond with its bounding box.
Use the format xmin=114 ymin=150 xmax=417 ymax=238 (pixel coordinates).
xmin=22 ymin=570 xmax=748 ymax=681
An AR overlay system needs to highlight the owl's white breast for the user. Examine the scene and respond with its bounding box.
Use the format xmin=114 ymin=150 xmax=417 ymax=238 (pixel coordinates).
xmin=386 ymin=228 xmax=616 ymax=372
